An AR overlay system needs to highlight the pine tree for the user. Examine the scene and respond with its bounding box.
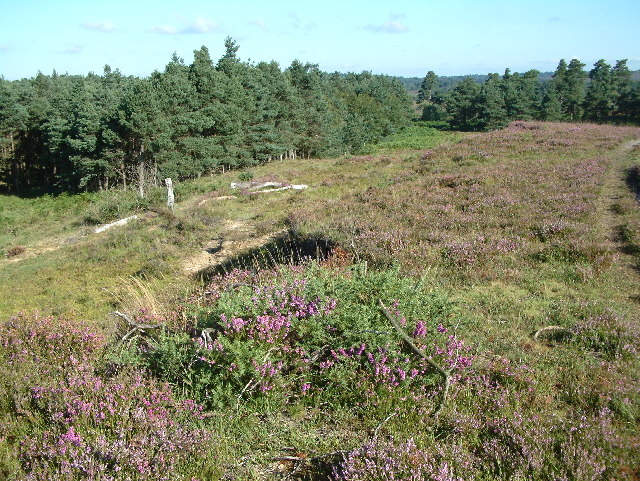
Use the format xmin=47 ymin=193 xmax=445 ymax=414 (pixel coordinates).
xmin=611 ymin=59 xmax=633 ymax=120
xmin=478 ymin=73 xmax=508 ymax=130
xmin=417 ymin=71 xmax=437 ymax=103
xmin=447 ymin=77 xmax=482 ymax=131
xmin=563 ymin=59 xmax=587 ymax=121
xmin=541 ymin=82 xmax=563 ymax=121
xmin=583 ymin=59 xmax=615 ymax=122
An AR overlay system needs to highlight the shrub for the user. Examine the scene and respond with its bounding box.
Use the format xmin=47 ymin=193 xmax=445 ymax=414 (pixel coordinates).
xmin=0 ymin=314 xmax=216 ymax=480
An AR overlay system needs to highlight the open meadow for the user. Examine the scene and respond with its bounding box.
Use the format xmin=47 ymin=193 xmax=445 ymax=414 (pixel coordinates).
xmin=1 ymin=122 xmax=639 ymax=480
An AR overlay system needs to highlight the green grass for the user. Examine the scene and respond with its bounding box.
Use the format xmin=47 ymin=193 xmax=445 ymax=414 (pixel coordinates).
xmin=1 ymin=121 xmax=640 ymax=479
xmin=372 ymin=122 xmax=461 ymax=154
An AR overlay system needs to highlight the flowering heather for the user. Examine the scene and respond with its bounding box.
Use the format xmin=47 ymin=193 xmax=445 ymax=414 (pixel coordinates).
xmin=334 ymin=400 xmax=630 ymax=480
xmin=334 ymin=437 xmax=468 ymax=481
xmin=290 ymin=122 xmax=640 ymax=279
xmin=0 ymin=314 xmax=214 ymax=480
xmin=138 ymin=267 xmax=467 ymax=412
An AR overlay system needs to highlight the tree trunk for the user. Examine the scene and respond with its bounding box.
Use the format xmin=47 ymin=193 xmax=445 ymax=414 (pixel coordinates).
xmin=12 ymin=158 xmax=19 ymax=193
xmin=10 ymin=134 xmax=19 ymax=193
xmin=120 ymin=163 xmax=127 ymax=190
xmin=153 ymin=161 xmax=158 ymax=187
xmin=138 ymin=144 xmax=145 ymax=198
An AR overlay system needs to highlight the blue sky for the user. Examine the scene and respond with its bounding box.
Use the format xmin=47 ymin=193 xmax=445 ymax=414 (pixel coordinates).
xmin=1 ymin=0 xmax=639 ymax=80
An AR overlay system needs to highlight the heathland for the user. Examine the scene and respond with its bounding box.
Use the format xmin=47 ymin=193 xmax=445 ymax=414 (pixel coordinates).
xmin=1 ymin=120 xmax=639 ymax=480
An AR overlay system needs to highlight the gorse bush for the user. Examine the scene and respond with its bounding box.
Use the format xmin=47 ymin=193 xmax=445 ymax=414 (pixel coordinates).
xmin=119 ymin=264 xmax=466 ymax=413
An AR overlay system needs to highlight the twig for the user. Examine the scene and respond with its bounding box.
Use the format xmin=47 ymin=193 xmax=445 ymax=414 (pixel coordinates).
xmin=111 ymin=311 xmax=163 ymax=330
xmin=236 ymin=348 xmax=276 ymax=410
xmin=111 ymin=311 xmax=165 ymax=351
xmin=274 ymin=456 xmax=306 ymax=462
xmin=345 ymin=329 xmax=392 ymax=335
xmin=225 ymin=283 xmax=259 ymax=292
xmin=373 ymin=411 xmax=399 ymax=439
xmin=308 ymin=344 xmax=329 ymax=364
xmin=378 ymin=299 xmax=451 ymax=417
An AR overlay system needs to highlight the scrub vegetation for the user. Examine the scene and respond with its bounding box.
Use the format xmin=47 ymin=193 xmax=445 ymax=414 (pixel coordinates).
xmin=1 ymin=120 xmax=640 ymax=480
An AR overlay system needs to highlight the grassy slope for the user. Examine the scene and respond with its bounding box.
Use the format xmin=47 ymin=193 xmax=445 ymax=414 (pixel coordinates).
xmin=0 ymin=127 xmax=460 ymax=322
xmin=1 ymin=123 xmax=640 ymax=479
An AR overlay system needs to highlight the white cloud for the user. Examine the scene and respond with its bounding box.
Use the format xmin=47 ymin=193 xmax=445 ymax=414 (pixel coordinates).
xmin=0 ymin=44 xmax=9 ymax=52
xmin=149 ymin=24 xmax=179 ymax=35
xmin=183 ymin=16 xmax=219 ymax=34
xmin=81 ymin=21 xmax=115 ymax=33
xmin=365 ymin=20 xmax=409 ymax=34
xmin=149 ymin=16 xmax=219 ymax=35
xmin=61 ymin=44 xmax=83 ymax=54
xmin=288 ymin=10 xmax=301 ymax=24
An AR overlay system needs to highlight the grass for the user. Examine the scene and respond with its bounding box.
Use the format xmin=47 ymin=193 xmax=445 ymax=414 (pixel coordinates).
xmin=0 ymin=125 xmax=457 ymax=321
xmin=1 ymin=122 xmax=640 ymax=479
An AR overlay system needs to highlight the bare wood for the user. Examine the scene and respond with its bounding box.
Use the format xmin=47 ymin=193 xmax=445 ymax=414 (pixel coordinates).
xmin=373 ymin=411 xmax=398 ymax=439
xmin=111 ymin=311 xmax=164 ymax=331
xmin=165 ymin=178 xmax=175 ymax=211
xmin=378 ymin=299 xmax=451 ymax=417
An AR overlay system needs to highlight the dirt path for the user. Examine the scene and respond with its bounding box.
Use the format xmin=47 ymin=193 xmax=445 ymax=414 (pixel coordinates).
xmin=598 ymin=138 xmax=640 ymax=305
xmin=1 ymin=215 xmax=142 ymax=267
xmin=1 ymin=228 xmax=91 ymax=266
xmin=1 ymin=191 xmax=286 ymax=278
xmin=181 ymin=219 xmax=287 ymax=276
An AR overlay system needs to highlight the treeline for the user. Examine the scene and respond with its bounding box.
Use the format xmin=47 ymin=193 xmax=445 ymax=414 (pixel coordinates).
xmin=419 ymin=59 xmax=640 ymax=131
xmin=0 ymin=38 xmax=413 ymax=194
xmin=396 ymin=72 xmax=557 ymax=93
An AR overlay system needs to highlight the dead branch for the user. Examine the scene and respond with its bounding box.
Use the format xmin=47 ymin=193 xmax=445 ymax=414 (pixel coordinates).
xmin=226 ymin=283 xmax=259 ymax=292
xmin=378 ymin=299 xmax=451 ymax=417
xmin=308 ymin=344 xmax=329 ymax=364
xmin=274 ymin=456 xmax=306 ymax=462
xmin=111 ymin=311 xmax=166 ymax=351
xmin=111 ymin=311 xmax=163 ymax=330
xmin=373 ymin=411 xmax=399 ymax=439
xmin=200 ymin=328 xmax=216 ymax=350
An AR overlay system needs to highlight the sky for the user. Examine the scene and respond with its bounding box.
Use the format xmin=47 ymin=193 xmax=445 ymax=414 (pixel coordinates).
xmin=1 ymin=0 xmax=639 ymax=80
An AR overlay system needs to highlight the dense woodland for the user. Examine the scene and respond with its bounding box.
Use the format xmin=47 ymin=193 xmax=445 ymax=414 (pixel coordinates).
xmin=2 ymin=45 xmax=640 ymax=195
xmin=0 ymin=38 xmax=413 ymax=194
xmin=419 ymin=58 xmax=640 ymax=130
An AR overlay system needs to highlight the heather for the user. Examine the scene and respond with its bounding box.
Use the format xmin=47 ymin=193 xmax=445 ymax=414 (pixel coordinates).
xmin=1 ymin=121 xmax=640 ymax=479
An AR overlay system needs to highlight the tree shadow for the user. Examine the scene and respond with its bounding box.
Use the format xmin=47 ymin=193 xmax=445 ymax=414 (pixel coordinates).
xmin=194 ymin=231 xmax=336 ymax=283
xmin=625 ymin=166 xmax=640 ymax=203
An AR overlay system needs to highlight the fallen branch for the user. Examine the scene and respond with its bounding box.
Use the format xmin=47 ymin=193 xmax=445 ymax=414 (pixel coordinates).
xmin=230 ymin=181 xmax=308 ymax=193
xmin=95 ymin=215 xmax=138 ymax=234
xmin=373 ymin=411 xmax=399 ymax=439
xmin=274 ymin=456 xmax=306 ymax=462
xmin=249 ymin=185 xmax=307 ymax=194
xmin=111 ymin=311 xmax=165 ymax=350
xmin=378 ymin=299 xmax=451 ymax=417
